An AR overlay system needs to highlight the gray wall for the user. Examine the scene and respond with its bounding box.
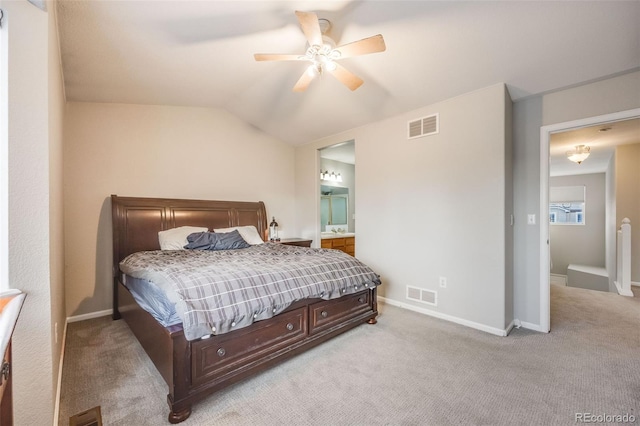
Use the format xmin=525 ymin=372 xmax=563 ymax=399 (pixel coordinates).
xmin=605 ymin=155 xmax=617 ymax=291
xmin=513 ymin=70 xmax=640 ymax=327
xmin=549 ymin=173 xmax=606 ymax=275
xmin=504 ymin=90 xmax=515 ymax=327
xmin=297 ymin=84 xmax=512 ymax=334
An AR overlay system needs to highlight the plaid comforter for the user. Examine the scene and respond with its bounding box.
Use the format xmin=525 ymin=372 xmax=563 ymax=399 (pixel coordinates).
xmin=120 ymin=243 xmax=381 ymax=340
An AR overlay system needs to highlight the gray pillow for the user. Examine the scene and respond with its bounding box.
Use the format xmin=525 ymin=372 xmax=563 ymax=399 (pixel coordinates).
xmin=184 ymin=230 xmax=250 ymax=250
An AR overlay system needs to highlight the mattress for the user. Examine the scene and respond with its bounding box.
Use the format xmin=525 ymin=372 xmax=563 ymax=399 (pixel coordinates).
xmin=123 ymin=274 xmax=181 ymax=327
xmin=120 ymin=243 xmax=381 ymax=340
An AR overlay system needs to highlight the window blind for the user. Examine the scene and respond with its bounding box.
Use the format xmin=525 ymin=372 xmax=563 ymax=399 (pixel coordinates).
xmin=550 ymin=185 xmax=585 ymax=203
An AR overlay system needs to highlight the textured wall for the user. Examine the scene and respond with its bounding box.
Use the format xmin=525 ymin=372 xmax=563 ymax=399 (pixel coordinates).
xmin=3 ymin=1 xmax=58 ymax=424
xmin=63 ymin=103 xmax=295 ymax=317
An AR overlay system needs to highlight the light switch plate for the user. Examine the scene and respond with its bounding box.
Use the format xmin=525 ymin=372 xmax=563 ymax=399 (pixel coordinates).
xmin=527 ymin=214 xmax=536 ymax=225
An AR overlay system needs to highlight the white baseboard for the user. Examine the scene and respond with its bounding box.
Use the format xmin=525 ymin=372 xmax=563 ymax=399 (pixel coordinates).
xmin=519 ymin=320 xmax=549 ymax=333
xmin=614 ymin=281 xmax=634 ymax=297
xmin=53 ymin=320 xmax=67 ymax=426
xmin=504 ymin=319 xmax=516 ymax=336
xmin=550 ymin=273 xmax=567 ymax=286
xmin=67 ymin=309 xmax=112 ymax=323
xmin=378 ymin=296 xmax=510 ymax=337
xmin=632 ymin=281 xmax=639 ymax=287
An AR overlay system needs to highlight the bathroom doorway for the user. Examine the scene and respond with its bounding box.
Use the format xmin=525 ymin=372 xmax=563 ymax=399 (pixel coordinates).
xmin=318 ymin=140 xmax=355 ymax=235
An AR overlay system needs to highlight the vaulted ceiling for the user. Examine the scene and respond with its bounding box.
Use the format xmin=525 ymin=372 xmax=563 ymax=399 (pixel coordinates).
xmin=56 ymin=1 xmax=640 ymax=146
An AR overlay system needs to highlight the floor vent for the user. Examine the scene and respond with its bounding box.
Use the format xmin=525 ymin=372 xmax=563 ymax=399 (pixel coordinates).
xmin=406 ymin=286 xmax=437 ymax=306
xmin=408 ymin=113 xmax=439 ymax=139
xmin=69 ymin=406 xmax=103 ymax=426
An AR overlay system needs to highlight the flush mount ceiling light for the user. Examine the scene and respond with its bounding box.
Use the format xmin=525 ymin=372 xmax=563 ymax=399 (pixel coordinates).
xmin=566 ymin=144 xmax=591 ymax=164
xmin=254 ymin=11 xmax=386 ymax=92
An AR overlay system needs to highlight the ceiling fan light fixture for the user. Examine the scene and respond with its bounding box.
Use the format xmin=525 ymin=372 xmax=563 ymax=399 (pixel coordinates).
xmin=566 ymin=144 xmax=590 ymax=164
xmin=319 ymin=55 xmax=337 ymax=71
xmin=254 ymin=11 xmax=386 ymax=92
xmin=306 ymin=64 xmax=320 ymax=77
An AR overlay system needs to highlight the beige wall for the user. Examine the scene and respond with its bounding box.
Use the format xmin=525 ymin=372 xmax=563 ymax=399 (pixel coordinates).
xmin=616 ymin=143 xmax=640 ymax=282
xmin=63 ymin=102 xmax=295 ymax=317
xmin=296 ymin=84 xmax=511 ymax=333
xmin=49 ymin=0 xmax=67 ymax=408
xmin=2 ymin=0 xmax=65 ymax=423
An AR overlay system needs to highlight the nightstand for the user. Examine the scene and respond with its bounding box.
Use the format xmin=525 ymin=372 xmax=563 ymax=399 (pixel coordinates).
xmin=276 ymin=238 xmax=313 ymax=248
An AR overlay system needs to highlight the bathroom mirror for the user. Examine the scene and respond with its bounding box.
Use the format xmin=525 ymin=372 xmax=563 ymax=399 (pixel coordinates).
xmin=320 ymin=186 xmax=348 ymax=230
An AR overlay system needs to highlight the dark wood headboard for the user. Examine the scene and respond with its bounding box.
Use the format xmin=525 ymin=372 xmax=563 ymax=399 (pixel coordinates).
xmin=111 ymin=194 xmax=268 ymax=318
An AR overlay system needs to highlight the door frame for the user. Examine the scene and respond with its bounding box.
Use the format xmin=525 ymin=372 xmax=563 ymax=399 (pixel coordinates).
xmin=539 ymin=107 xmax=640 ymax=332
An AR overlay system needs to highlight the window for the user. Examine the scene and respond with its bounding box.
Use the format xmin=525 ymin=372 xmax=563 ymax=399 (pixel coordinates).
xmin=549 ymin=202 xmax=585 ymax=225
xmin=549 ymin=185 xmax=586 ymax=225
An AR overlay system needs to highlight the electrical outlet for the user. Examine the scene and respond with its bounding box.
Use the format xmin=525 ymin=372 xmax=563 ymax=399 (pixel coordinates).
xmin=439 ymin=276 xmax=447 ymax=288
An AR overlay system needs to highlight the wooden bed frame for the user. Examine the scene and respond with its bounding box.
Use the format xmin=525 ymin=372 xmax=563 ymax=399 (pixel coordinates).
xmin=111 ymin=195 xmax=378 ymax=423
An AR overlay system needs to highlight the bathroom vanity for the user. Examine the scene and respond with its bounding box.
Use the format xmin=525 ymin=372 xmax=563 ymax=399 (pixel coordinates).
xmin=321 ymin=233 xmax=355 ymax=257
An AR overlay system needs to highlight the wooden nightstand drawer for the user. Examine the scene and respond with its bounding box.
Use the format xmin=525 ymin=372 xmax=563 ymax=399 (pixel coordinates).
xmin=277 ymin=238 xmax=312 ymax=248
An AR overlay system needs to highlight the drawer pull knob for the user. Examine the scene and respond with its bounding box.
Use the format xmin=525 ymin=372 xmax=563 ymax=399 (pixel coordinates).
xmin=321 ymin=311 xmax=328 ymax=318
xmin=358 ymin=297 xmax=365 ymax=304
xmin=217 ymin=348 xmax=226 ymax=357
xmin=286 ymin=323 xmax=294 ymax=331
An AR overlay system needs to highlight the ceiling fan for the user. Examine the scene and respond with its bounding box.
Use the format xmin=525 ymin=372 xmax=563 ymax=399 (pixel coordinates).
xmin=254 ymin=11 xmax=386 ymax=92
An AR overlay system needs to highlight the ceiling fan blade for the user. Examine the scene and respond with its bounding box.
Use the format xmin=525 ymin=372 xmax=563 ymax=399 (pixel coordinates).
xmin=254 ymin=53 xmax=303 ymax=61
xmin=295 ymin=11 xmax=323 ymax=46
xmin=335 ymin=34 xmax=386 ymax=58
xmin=292 ymin=69 xmax=315 ymax=92
xmin=327 ymin=63 xmax=364 ymax=91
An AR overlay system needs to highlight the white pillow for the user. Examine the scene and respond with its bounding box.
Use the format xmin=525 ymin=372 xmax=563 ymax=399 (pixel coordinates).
xmin=158 ymin=226 xmax=208 ymax=250
xmin=214 ymin=225 xmax=264 ymax=245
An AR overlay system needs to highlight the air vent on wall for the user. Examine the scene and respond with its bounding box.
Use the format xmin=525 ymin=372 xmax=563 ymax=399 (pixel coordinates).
xmin=408 ymin=113 xmax=439 ymax=139
xmin=406 ymin=286 xmax=437 ymax=306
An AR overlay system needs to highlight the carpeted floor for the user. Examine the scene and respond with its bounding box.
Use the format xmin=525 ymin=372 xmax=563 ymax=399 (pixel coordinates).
xmin=58 ymin=285 xmax=640 ymax=425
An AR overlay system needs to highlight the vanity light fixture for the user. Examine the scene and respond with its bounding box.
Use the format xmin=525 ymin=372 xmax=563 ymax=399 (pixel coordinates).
xmin=566 ymin=145 xmax=590 ymax=164
xmin=320 ymin=170 xmax=342 ymax=182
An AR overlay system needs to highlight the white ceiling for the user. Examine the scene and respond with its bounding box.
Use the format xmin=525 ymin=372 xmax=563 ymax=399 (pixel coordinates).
xmin=320 ymin=140 xmax=355 ymax=164
xmin=56 ymin=1 xmax=640 ymax=146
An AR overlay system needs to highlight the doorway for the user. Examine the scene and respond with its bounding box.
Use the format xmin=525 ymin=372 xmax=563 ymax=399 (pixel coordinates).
xmin=539 ymin=108 xmax=640 ymax=332
xmin=318 ymin=140 xmax=355 ymax=236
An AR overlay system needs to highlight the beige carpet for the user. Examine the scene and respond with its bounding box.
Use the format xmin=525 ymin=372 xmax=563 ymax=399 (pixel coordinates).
xmin=59 ymin=285 xmax=640 ymax=425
